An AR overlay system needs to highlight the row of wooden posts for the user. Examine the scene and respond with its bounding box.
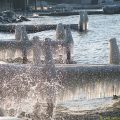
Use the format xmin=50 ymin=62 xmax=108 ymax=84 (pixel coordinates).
xmin=15 ymin=24 xmax=74 ymax=64
xmin=11 ymin=11 xmax=89 ymax=65
xmin=0 ymin=27 xmax=120 ymax=65
xmin=15 ymin=24 xmax=120 ymax=65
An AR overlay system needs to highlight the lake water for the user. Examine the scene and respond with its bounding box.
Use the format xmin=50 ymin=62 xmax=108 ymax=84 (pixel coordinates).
xmin=0 ymin=15 xmax=120 ymax=64
xmin=0 ymin=14 xmax=120 ymax=64
xmin=0 ymin=14 xmax=120 ymax=114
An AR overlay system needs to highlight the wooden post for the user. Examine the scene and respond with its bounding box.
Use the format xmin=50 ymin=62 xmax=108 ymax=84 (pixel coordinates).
xmin=20 ymin=26 xmax=29 ymax=64
xmin=15 ymin=25 xmax=22 ymax=41
xmin=65 ymin=25 xmax=73 ymax=44
xmin=33 ymin=36 xmax=42 ymax=65
xmin=65 ymin=25 xmax=74 ymax=64
xmin=56 ymin=23 xmax=65 ymax=40
xmin=44 ymin=38 xmax=57 ymax=119
xmin=84 ymin=11 xmax=88 ymax=31
xmin=66 ymin=46 xmax=71 ymax=64
xmin=109 ymin=38 xmax=120 ymax=64
xmin=78 ymin=11 xmax=84 ymax=32
xmin=44 ymin=38 xmax=56 ymax=80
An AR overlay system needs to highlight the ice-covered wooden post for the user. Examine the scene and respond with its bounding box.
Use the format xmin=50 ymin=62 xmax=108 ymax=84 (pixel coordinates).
xmin=20 ymin=26 xmax=29 ymax=64
xmin=109 ymin=38 xmax=120 ymax=64
xmin=44 ymin=38 xmax=57 ymax=119
xmin=56 ymin=23 xmax=65 ymax=40
xmin=78 ymin=11 xmax=84 ymax=32
xmin=65 ymin=25 xmax=74 ymax=64
xmin=15 ymin=25 xmax=22 ymax=41
xmin=84 ymin=11 xmax=88 ymax=31
xmin=32 ymin=36 xmax=42 ymax=65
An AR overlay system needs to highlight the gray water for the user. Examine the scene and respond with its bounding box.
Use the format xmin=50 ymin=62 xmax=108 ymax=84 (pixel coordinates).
xmin=0 ymin=14 xmax=120 ymax=116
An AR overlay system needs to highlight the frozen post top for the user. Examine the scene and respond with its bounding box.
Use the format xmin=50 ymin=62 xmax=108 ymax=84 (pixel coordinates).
xmin=109 ymin=38 xmax=120 ymax=64
xmin=56 ymin=23 xmax=65 ymax=40
xmin=33 ymin=36 xmax=42 ymax=66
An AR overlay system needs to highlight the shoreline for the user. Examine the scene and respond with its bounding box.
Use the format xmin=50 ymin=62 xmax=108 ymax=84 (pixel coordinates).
xmin=38 ymin=11 xmax=104 ymax=16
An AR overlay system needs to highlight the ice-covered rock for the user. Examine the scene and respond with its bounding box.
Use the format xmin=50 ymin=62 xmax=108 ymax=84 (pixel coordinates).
xmin=0 ymin=10 xmax=30 ymax=24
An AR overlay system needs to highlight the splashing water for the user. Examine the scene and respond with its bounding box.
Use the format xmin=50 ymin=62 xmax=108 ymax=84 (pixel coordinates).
xmin=0 ymin=64 xmax=64 ymax=120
